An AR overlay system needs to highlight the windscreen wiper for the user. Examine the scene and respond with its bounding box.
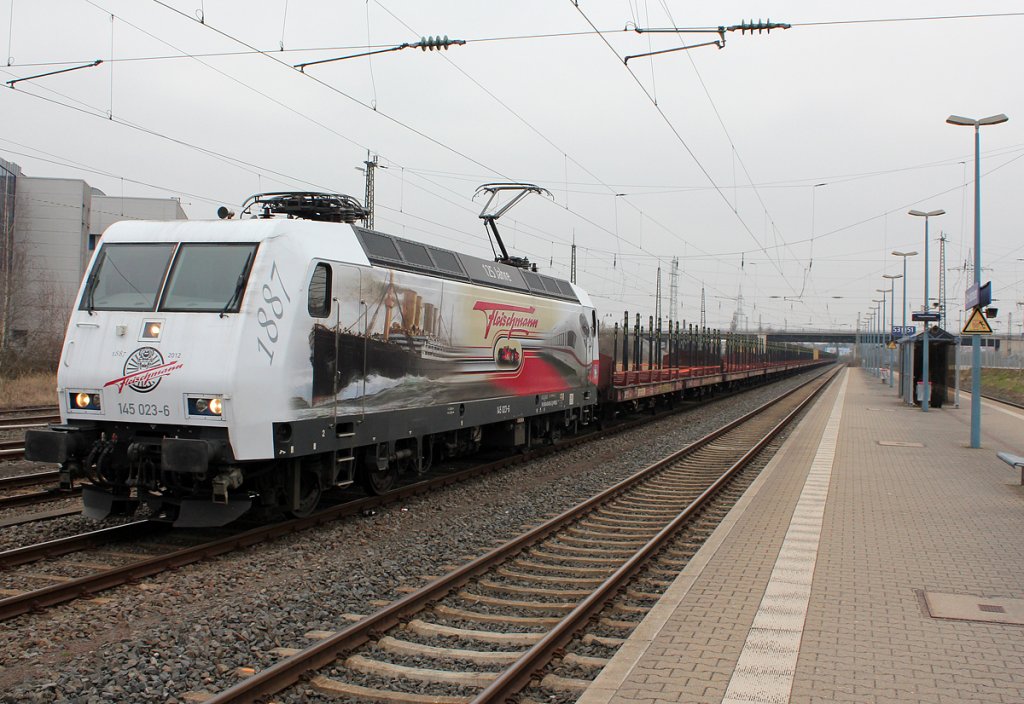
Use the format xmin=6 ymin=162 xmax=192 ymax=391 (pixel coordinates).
xmin=220 ymin=251 xmax=254 ymax=318
xmin=83 ymin=273 xmax=100 ymax=315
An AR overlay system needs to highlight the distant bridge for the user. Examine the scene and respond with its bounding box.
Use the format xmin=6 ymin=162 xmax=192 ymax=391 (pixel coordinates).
xmin=764 ymin=329 xmax=999 ymax=347
xmin=765 ymin=330 xmax=855 ymax=344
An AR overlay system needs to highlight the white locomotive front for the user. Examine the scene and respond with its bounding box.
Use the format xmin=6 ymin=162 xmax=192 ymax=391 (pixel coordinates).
xmin=26 ymin=193 xmax=599 ymax=526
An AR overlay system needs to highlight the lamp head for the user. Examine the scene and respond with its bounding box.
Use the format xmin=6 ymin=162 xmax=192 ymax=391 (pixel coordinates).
xmin=947 ymin=114 xmax=1008 ymax=127
xmin=979 ymin=113 xmax=1009 ymax=125
xmin=892 ymin=250 xmax=918 ymax=257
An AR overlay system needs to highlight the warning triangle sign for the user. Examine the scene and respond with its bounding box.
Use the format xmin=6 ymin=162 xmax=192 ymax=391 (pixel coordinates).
xmin=962 ymin=307 xmax=993 ymax=335
xmin=887 ymin=341 xmax=897 ymax=349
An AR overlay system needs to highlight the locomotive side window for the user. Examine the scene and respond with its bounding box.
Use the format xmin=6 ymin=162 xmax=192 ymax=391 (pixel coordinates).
xmin=160 ymin=243 xmax=258 ymax=312
xmin=428 ymin=247 xmax=464 ymax=275
xmin=80 ymin=243 xmax=176 ymax=312
xmin=359 ymin=230 xmax=401 ymax=260
xmin=307 ymin=262 xmax=332 ymax=317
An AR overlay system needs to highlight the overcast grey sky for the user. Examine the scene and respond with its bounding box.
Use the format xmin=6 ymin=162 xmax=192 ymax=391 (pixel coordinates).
xmin=2 ymin=1 xmax=1022 ymax=334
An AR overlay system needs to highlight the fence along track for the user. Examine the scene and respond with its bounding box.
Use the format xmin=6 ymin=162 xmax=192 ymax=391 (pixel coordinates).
xmin=204 ymin=365 xmax=840 ymax=704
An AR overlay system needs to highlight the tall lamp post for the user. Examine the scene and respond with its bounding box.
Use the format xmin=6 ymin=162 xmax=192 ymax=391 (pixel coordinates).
xmin=872 ymin=299 xmax=885 ymax=377
xmin=876 ymin=289 xmax=889 ymax=383
xmin=947 ymin=113 xmax=1009 ymax=447
xmin=892 ymin=251 xmax=917 ymax=400
xmin=863 ymin=311 xmax=873 ymax=370
xmin=908 ymin=209 xmax=945 ymax=411
xmin=883 ymin=274 xmax=903 ymax=388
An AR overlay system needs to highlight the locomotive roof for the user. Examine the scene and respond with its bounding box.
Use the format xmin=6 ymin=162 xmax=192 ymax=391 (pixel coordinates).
xmin=100 ymin=218 xmax=586 ymax=305
xmin=352 ymin=226 xmax=580 ymax=304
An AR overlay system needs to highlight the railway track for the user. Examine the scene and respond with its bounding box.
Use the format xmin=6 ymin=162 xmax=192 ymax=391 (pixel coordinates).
xmin=980 ymin=392 xmax=1024 ymax=410
xmin=0 ymin=469 xmax=76 ymax=511
xmin=195 ymin=365 xmax=840 ymax=704
xmin=0 ymin=438 xmax=26 ymax=461
xmin=0 ymin=407 xmax=60 ymax=461
xmin=0 ymin=406 xmax=60 ymax=431
xmin=0 ymin=367 xmax=836 ymax=628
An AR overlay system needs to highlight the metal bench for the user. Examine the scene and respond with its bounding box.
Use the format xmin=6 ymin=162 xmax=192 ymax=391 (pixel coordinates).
xmin=996 ymin=452 xmax=1024 ymax=485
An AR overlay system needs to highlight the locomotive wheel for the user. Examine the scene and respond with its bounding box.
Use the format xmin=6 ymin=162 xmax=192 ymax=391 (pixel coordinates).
xmin=363 ymin=463 xmax=398 ymax=495
xmin=289 ymin=469 xmax=322 ymax=518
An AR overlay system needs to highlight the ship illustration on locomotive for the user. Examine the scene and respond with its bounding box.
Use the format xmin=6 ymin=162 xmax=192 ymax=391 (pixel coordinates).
xmin=25 ymin=188 xmax=601 ymax=526
xmin=25 ymin=186 xmax=826 ymax=527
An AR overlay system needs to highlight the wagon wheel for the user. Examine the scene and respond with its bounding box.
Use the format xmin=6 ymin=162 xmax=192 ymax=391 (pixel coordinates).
xmin=363 ymin=462 xmax=398 ymax=495
xmin=289 ymin=469 xmax=322 ymax=518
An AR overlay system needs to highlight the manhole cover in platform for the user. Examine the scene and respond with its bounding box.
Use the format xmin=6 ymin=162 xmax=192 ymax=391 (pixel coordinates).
xmin=877 ymin=440 xmax=925 ymax=447
xmin=924 ymin=592 xmax=1024 ymax=625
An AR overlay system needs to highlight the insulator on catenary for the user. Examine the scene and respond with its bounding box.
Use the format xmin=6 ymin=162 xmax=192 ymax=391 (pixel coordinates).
xmin=418 ymin=35 xmax=466 ymax=51
xmin=735 ymin=19 xmax=791 ymax=34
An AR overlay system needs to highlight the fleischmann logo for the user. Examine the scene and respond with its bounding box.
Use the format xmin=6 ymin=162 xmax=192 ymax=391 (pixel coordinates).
xmin=473 ymin=301 xmax=539 ymax=339
xmin=104 ymin=347 xmax=183 ymax=394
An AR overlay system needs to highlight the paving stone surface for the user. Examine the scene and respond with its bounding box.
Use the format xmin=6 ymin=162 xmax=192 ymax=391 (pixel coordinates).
xmin=579 ymin=368 xmax=1024 ymax=704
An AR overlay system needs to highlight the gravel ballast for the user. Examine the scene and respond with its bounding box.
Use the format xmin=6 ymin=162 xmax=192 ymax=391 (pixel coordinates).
xmin=0 ymin=370 xmax=826 ymax=703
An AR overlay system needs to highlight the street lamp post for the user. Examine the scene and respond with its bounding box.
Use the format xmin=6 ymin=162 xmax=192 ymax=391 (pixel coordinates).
xmin=908 ymin=209 xmax=945 ymax=411
xmin=876 ymin=289 xmax=889 ymax=383
xmin=947 ymin=113 xmax=1009 ymax=447
xmin=864 ymin=311 xmax=874 ymax=370
xmin=872 ymin=299 xmax=885 ymax=377
xmin=883 ymin=274 xmax=903 ymax=388
xmin=892 ymin=251 xmax=917 ymax=400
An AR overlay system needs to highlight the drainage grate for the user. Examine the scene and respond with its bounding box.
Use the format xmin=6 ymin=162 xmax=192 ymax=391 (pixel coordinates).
xmin=979 ymin=604 xmax=1006 ymax=613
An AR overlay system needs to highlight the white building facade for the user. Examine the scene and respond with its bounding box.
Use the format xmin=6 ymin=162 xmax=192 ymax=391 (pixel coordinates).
xmin=0 ymin=158 xmax=187 ymax=364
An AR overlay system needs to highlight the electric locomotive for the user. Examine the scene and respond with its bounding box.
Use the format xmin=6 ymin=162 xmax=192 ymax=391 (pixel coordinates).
xmin=26 ymin=192 xmax=600 ymax=526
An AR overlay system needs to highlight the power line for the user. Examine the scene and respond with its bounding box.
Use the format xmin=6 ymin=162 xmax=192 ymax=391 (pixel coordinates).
xmin=10 ymin=10 xmax=1023 ymax=70
xmin=792 ymin=12 xmax=1024 ymax=28
xmin=570 ymin=2 xmax=799 ymax=294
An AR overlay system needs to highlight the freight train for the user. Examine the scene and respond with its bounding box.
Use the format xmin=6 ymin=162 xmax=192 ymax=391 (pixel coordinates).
xmin=25 ymin=191 xmax=827 ymax=527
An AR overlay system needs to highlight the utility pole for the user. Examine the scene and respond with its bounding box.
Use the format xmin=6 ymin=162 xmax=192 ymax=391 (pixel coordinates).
xmin=570 ymin=237 xmax=577 ymax=284
xmin=655 ymin=265 xmax=662 ymax=326
xmin=358 ymin=154 xmax=378 ymax=229
xmin=700 ymin=286 xmax=706 ymax=329
xmin=669 ymin=256 xmax=679 ymax=322
xmin=938 ymin=232 xmax=948 ymax=322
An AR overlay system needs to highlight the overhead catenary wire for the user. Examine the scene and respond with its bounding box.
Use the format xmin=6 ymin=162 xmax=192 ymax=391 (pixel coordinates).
xmin=139 ymin=0 xmax=737 ymax=306
xmin=569 ymin=2 xmax=800 ymax=296
xmin=9 ymin=10 xmax=1024 ymax=70
xmin=369 ymin=0 xmax=719 ymax=265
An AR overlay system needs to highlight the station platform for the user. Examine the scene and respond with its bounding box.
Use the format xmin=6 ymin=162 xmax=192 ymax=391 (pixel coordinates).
xmin=578 ymin=366 xmax=1024 ymax=704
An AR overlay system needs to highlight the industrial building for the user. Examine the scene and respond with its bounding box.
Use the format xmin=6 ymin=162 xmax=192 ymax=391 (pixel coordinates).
xmin=0 ymin=157 xmax=187 ymax=366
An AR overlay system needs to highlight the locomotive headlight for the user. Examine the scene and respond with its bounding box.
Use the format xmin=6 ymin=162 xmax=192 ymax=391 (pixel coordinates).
xmin=187 ymin=396 xmax=224 ymax=418
xmin=69 ymin=391 xmax=101 ymax=411
xmin=141 ymin=320 xmax=163 ymax=341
